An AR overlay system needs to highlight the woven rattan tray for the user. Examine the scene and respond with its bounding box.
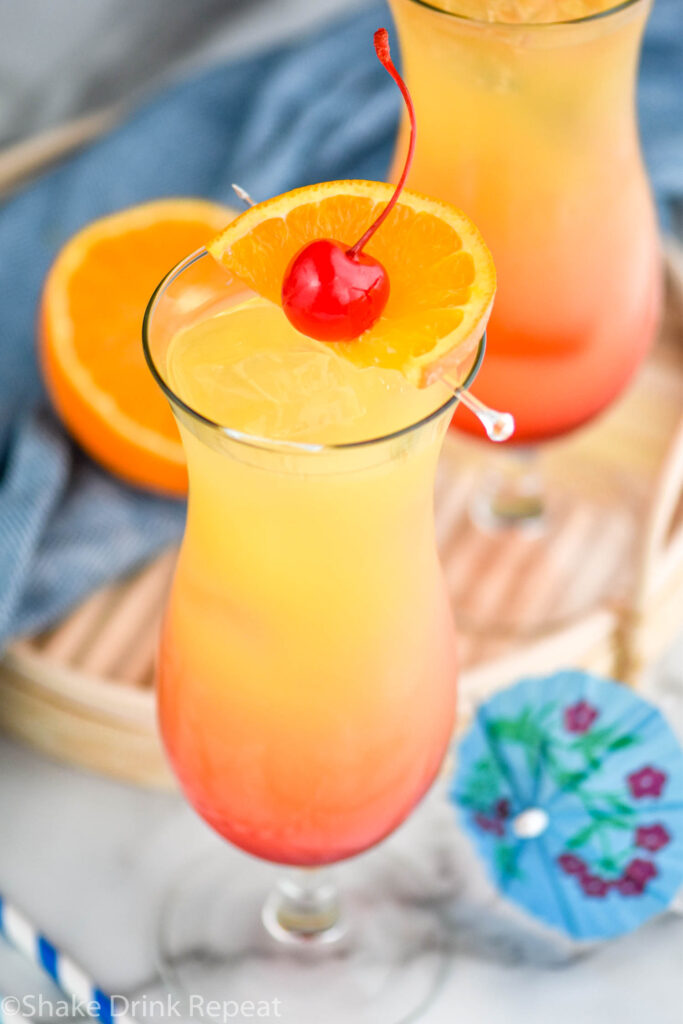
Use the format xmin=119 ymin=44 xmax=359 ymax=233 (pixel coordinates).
xmin=1 ymin=248 xmax=681 ymax=787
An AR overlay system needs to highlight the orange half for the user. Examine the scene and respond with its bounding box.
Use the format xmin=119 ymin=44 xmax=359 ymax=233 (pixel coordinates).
xmin=208 ymin=180 xmax=496 ymax=386
xmin=40 ymin=198 xmax=234 ymax=495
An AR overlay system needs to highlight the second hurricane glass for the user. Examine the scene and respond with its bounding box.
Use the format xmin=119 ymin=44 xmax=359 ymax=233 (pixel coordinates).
xmin=388 ymin=0 xmax=661 ymax=530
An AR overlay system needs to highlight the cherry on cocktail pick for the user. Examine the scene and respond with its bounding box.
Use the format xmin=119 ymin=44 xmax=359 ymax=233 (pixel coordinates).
xmin=281 ymin=29 xmax=416 ymax=342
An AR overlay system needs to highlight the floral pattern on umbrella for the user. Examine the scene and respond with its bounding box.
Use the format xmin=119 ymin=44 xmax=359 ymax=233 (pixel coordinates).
xmin=451 ymin=671 xmax=683 ymax=940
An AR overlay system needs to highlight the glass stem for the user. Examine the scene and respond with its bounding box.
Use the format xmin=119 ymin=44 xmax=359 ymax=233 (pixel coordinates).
xmin=262 ymin=869 xmax=346 ymax=947
xmin=469 ymin=446 xmax=546 ymax=532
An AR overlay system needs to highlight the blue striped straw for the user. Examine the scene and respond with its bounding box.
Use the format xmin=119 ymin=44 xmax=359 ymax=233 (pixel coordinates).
xmin=0 ymin=894 xmax=137 ymax=1024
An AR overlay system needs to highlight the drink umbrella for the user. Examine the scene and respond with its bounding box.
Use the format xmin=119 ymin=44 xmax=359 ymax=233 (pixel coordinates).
xmin=451 ymin=670 xmax=683 ymax=940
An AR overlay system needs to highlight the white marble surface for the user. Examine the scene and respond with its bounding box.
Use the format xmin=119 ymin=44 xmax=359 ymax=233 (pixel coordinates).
xmin=1 ymin=640 xmax=682 ymax=1023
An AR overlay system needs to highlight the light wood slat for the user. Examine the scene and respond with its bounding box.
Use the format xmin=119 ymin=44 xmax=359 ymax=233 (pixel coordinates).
xmin=40 ymin=586 xmax=121 ymax=663
xmin=455 ymin=633 xmax=478 ymax=668
xmin=2 ymin=645 xmax=157 ymax=726
xmin=503 ymin=506 xmax=603 ymax=633
xmin=458 ymin=608 xmax=618 ymax=722
xmin=434 ymin=466 xmax=475 ymax=548
xmin=456 ymin=520 xmax=555 ymax=634
xmin=116 ymin=556 xmax=178 ymax=686
xmin=116 ymin=615 xmax=161 ymax=689
xmin=76 ymin=551 xmax=177 ymax=678
xmin=561 ymin=512 xmax=635 ymax=619
xmin=443 ymin=521 xmax=496 ymax=607
xmin=0 ymin=665 xmax=172 ymax=788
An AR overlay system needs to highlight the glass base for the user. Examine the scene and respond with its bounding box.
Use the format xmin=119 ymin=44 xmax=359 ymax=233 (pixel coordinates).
xmin=466 ymin=447 xmax=546 ymax=535
xmin=156 ymin=843 xmax=450 ymax=1024
xmin=468 ymin=467 xmax=547 ymax=535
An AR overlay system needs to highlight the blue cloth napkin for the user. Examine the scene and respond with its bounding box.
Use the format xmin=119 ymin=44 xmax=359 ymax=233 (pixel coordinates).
xmin=0 ymin=0 xmax=681 ymax=647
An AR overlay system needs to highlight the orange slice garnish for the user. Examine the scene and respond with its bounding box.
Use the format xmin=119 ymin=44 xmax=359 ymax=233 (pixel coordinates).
xmin=208 ymin=180 xmax=495 ymax=386
xmin=40 ymin=198 xmax=234 ymax=495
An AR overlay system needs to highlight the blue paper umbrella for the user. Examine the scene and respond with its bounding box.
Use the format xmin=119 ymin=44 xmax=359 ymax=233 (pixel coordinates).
xmin=451 ymin=670 xmax=683 ymax=940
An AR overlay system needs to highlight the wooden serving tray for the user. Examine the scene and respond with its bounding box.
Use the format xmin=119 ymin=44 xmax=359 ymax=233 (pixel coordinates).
xmin=1 ymin=250 xmax=681 ymax=788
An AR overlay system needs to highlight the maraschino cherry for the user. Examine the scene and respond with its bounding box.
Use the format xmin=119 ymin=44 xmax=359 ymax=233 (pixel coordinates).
xmin=281 ymin=29 xmax=416 ymax=342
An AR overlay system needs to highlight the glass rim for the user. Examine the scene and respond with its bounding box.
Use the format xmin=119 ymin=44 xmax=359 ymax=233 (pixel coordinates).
xmin=142 ymin=247 xmax=486 ymax=455
xmin=400 ymin=0 xmax=646 ymax=29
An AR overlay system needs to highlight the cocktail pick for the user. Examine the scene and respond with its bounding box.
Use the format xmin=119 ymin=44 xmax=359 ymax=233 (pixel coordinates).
xmin=443 ymin=381 xmax=514 ymax=442
xmin=229 ymin=184 xmax=514 ymax=443
xmin=0 ymin=894 xmax=138 ymax=1024
xmin=451 ymin=670 xmax=683 ymax=941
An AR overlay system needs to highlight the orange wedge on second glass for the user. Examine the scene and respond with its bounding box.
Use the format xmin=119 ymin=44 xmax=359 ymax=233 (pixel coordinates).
xmin=208 ymin=180 xmax=496 ymax=386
